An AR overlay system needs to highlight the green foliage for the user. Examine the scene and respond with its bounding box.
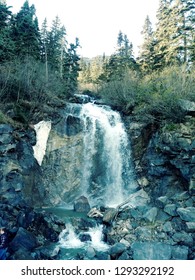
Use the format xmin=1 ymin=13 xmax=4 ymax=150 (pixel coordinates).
xmin=0 ymin=57 xmax=69 ymax=124
xmin=102 ymin=31 xmax=137 ymax=82
xmin=98 ymin=70 xmax=140 ymax=111
xmin=98 ymin=65 xmax=195 ymax=123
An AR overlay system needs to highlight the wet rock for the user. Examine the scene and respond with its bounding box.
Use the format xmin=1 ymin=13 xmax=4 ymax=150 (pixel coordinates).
xmin=186 ymin=222 xmax=195 ymax=232
xmin=143 ymin=207 xmax=158 ymax=223
xmin=73 ymin=196 xmax=90 ymax=213
xmin=131 ymin=242 xmax=172 ymax=260
xmin=171 ymin=245 xmax=189 ymax=260
xmin=109 ymin=242 xmax=127 ymax=259
xmin=10 ymin=248 xmax=34 ymax=260
xmin=35 ymin=244 xmax=60 ymax=260
xmin=103 ymin=208 xmax=118 ymax=224
xmin=172 ymin=232 xmax=193 ymax=247
xmin=79 ymin=233 xmax=92 ymax=242
xmin=164 ymin=204 xmax=177 ymax=216
xmin=10 ymin=227 xmax=37 ymax=252
xmin=86 ymin=246 xmax=96 ymax=259
xmin=177 ymin=207 xmax=195 ymax=222
xmin=162 ymin=221 xmax=173 ymax=233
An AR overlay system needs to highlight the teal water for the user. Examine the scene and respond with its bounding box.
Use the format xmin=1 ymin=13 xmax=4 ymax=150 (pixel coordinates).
xmin=41 ymin=207 xmax=109 ymax=260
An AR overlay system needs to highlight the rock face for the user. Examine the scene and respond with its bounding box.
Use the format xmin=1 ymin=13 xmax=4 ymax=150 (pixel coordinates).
xmin=36 ymin=107 xmax=85 ymax=206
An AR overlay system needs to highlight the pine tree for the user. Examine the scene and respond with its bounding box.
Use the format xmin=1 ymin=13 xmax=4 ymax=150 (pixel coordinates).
xmin=138 ymin=15 xmax=155 ymax=74
xmin=63 ymin=38 xmax=80 ymax=92
xmin=11 ymin=0 xmax=40 ymax=59
xmin=103 ymin=31 xmax=136 ymax=81
xmin=46 ymin=16 xmax=67 ymax=73
xmin=40 ymin=18 xmax=48 ymax=82
xmin=0 ymin=2 xmax=14 ymax=61
xmin=154 ymin=0 xmax=195 ymax=68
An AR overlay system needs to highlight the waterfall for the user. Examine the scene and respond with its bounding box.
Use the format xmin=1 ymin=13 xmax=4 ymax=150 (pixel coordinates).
xmin=65 ymin=101 xmax=137 ymax=207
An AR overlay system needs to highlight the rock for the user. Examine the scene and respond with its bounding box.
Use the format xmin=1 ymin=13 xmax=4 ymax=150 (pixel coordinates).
xmin=127 ymin=189 xmax=150 ymax=207
xmin=172 ymin=232 xmax=193 ymax=247
xmin=73 ymin=196 xmax=90 ymax=213
xmin=189 ymin=179 xmax=195 ymax=194
xmin=0 ymin=124 xmax=13 ymax=134
xmin=10 ymin=227 xmax=37 ymax=252
xmin=118 ymin=251 xmax=130 ymax=260
xmin=156 ymin=196 xmax=168 ymax=208
xmin=177 ymin=207 xmax=195 ymax=222
xmin=179 ymin=99 xmax=195 ymax=116
xmin=171 ymin=245 xmax=189 ymax=260
xmin=143 ymin=207 xmax=158 ymax=223
xmin=95 ymin=252 xmax=110 ymax=260
xmin=186 ymin=222 xmax=195 ymax=232
xmin=79 ymin=233 xmax=92 ymax=242
xmin=35 ymin=245 xmax=60 ymax=260
xmin=164 ymin=204 xmax=177 ymax=216
xmin=103 ymin=208 xmax=118 ymax=224
xmin=109 ymin=242 xmax=127 ymax=259
xmin=162 ymin=221 xmax=173 ymax=233
xmin=86 ymin=246 xmax=96 ymax=259
xmin=131 ymin=242 xmax=172 ymax=260
xmin=11 ymin=248 xmax=34 ymax=260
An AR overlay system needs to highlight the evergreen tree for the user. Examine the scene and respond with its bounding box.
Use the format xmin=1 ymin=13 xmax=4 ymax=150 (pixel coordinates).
xmin=103 ymin=31 xmax=136 ymax=81
xmin=0 ymin=2 xmax=14 ymax=61
xmin=40 ymin=18 xmax=49 ymax=82
xmin=63 ymin=38 xmax=80 ymax=92
xmin=46 ymin=16 xmax=67 ymax=73
xmin=138 ymin=15 xmax=155 ymax=74
xmin=154 ymin=0 xmax=195 ymax=69
xmin=11 ymin=0 xmax=40 ymax=59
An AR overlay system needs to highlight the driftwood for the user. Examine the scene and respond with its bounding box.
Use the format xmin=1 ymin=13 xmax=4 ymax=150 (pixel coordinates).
xmin=87 ymin=207 xmax=103 ymax=218
xmin=103 ymin=196 xmax=134 ymax=224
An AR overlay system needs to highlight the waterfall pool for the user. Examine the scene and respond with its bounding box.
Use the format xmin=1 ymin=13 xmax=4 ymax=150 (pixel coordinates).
xmin=41 ymin=207 xmax=109 ymax=260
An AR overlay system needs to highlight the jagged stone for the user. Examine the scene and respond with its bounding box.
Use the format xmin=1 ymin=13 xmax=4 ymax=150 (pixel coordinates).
xmin=109 ymin=242 xmax=127 ymax=258
xmin=171 ymin=245 xmax=189 ymax=260
xmin=177 ymin=207 xmax=195 ymax=222
xmin=164 ymin=204 xmax=177 ymax=216
xmin=131 ymin=242 xmax=172 ymax=260
xmin=9 ymin=227 xmax=37 ymax=252
xmin=143 ymin=207 xmax=158 ymax=223
xmin=73 ymin=196 xmax=90 ymax=213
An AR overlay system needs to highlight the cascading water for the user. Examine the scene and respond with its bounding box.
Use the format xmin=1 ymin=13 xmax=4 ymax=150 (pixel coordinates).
xmin=65 ymin=102 xmax=137 ymax=207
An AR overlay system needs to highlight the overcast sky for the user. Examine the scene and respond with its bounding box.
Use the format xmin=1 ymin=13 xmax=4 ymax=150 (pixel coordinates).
xmin=6 ymin=0 xmax=159 ymax=57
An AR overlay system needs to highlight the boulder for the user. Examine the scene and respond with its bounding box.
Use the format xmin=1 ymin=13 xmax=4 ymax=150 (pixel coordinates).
xmin=9 ymin=227 xmax=37 ymax=252
xmin=103 ymin=208 xmax=118 ymax=224
xmin=109 ymin=242 xmax=127 ymax=259
xmin=171 ymin=245 xmax=189 ymax=260
xmin=179 ymin=99 xmax=195 ymax=116
xmin=177 ymin=207 xmax=195 ymax=222
xmin=131 ymin=242 xmax=172 ymax=260
xmin=186 ymin=222 xmax=195 ymax=232
xmin=164 ymin=204 xmax=177 ymax=216
xmin=143 ymin=207 xmax=158 ymax=223
xmin=73 ymin=196 xmax=90 ymax=213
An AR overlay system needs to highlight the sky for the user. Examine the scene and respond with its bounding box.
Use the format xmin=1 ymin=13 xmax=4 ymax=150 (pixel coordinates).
xmin=6 ymin=0 xmax=160 ymax=58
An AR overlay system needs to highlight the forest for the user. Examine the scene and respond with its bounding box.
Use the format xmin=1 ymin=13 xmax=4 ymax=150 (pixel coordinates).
xmin=0 ymin=0 xmax=195 ymax=126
